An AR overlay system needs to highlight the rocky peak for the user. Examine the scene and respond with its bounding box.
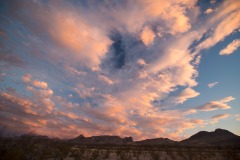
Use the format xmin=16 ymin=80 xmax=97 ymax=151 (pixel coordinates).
xmin=181 ymin=128 xmax=240 ymax=146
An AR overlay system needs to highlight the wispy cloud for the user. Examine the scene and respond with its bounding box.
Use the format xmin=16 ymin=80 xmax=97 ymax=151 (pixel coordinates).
xmin=211 ymin=114 xmax=231 ymax=124
xmin=196 ymin=0 xmax=240 ymax=51
xmin=208 ymin=82 xmax=219 ymax=88
xmin=185 ymin=96 xmax=235 ymax=114
xmin=212 ymin=114 xmax=231 ymax=119
xmin=173 ymin=88 xmax=200 ymax=104
xmin=220 ymin=39 xmax=240 ymax=55
xmin=236 ymin=115 xmax=240 ymax=121
xmin=196 ymin=96 xmax=234 ymax=112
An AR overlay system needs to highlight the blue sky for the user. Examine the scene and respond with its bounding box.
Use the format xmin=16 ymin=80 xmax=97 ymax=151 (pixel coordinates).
xmin=0 ymin=0 xmax=239 ymax=140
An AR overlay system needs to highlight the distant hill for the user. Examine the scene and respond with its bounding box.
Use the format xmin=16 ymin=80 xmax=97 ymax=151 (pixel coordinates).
xmin=136 ymin=138 xmax=177 ymax=145
xmin=69 ymin=135 xmax=133 ymax=145
xmin=180 ymin=128 xmax=240 ymax=146
xmin=1 ymin=128 xmax=239 ymax=147
xmin=68 ymin=128 xmax=238 ymax=147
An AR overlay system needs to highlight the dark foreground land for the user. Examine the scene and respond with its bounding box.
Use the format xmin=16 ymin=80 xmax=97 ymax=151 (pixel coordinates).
xmin=1 ymin=129 xmax=240 ymax=160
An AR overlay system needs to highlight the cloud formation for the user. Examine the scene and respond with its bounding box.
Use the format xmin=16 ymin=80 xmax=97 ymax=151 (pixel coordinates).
xmin=197 ymin=0 xmax=240 ymax=51
xmin=236 ymin=115 xmax=240 ymax=121
xmin=204 ymin=8 xmax=213 ymax=14
xmin=174 ymin=88 xmax=200 ymax=104
xmin=195 ymin=96 xmax=234 ymax=112
xmin=220 ymin=39 xmax=240 ymax=55
xmin=208 ymin=82 xmax=219 ymax=88
xmin=0 ymin=0 xmax=239 ymax=140
xmin=140 ymin=26 xmax=155 ymax=46
xmin=211 ymin=114 xmax=231 ymax=124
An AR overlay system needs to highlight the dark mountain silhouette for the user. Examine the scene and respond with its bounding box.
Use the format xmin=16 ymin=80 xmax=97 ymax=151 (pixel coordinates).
xmin=1 ymin=128 xmax=239 ymax=147
xmin=136 ymin=138 xmax=177 ymax=145
xmin=20 ymin=134 xmax=49 ymax=140
xmin=180 ymin=128 xmax=240 ymax=146
xmin=69 ymin=135 xmax=133 ymax=145
xmin=66 ymin=128 xmax=240 ymax=147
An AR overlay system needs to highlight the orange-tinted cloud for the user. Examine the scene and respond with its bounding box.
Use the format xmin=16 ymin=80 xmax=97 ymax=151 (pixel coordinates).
xmin=32 ymin=80 xmax=48 ymax=89
xmin=204 ymin=8 xmax=213 ymax=14
xmin=196 ymin=96 xmax=234 ymax=112
xmin=49 ymin=10 xmax=112 ymax=69
xmin=140 ymin=26 xmax=155 ymax=46
xmin=1 ymin=0 xmax=239 ymax=140
xmin=236 ymin=115 xmax=240 ymax=121
xmin=174 ymin=88 xmax=200 ymax=104
xmin=220 ymin=39 xmax=240 ymax=55
xmin=197 ymin=0 xmax=240 ymax=51
xmin=210 ymin=114 xmax=231 ymax=124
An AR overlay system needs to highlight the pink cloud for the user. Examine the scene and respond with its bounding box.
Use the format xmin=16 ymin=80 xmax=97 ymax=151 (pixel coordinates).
xmin=140 ymin=26 xmax=155 ymax=46
xmin=174 ymin=88 xmax=200 ymax=104
xmin=195 ymin=96 xmax=234 ymax=112
xmin=48 ymin=10 xmax=112 ymax=69
xmin=98 ymin=75 xmax=114 ymax=85
xmin=197 ymin=0 xmax=240 ymax=51
xmin=22 ymin=74 xmax=32 ymax=83
xmin=208 ymin=82 xmax=219 ymax=88
xmin=32 ymin=80 xmax=48 ymax=89
xmin=220 ymin=39 xmax=240 ymax=55
xmin=236 ymin=115 xmax=240 ymax=121
xmin=210 ymin=114 xmax=231 ymax=124
xmin=212 ymin=114 xmax=231 ymax=119
xmin=197 ymin=102 xmax=231 ymax=111
xmin=2 ymin=0 xmax=239 ymax=141
xmin=204 ymin=8 xmax=213 ymax=14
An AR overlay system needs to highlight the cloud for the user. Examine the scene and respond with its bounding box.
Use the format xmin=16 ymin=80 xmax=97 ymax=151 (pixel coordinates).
xmin=210 ymin=0 xmax=216 ymax=4
xmin=22 ymin=74 xmax=32 ymax=83
xmin=184 ymin=109 xmax=197 ymax=115
xmin=137 ymin=59 xmax=147 ymax=66
xmin=22 ymin=74 xmax=49 ymax=90
xmin=236 ymin=115 xmax=240 ymax=121
xmin=32 ymin=80 xmax=48 ymax=89
xmin=141 ymin=0 xmax=195 ymax=35
xmin=147 ymin=31 xmax=199 ymax=88
xmin=218 ymin=96 xmax=235 ymax=103
xmin=48 ymin=10 xmax=112 ymax=70
xmin=98 ymin=75 xmax=114 ymax=85
xmin=195 ymin=96 xmax=234 ymax=112
xmin=0 ymin=52 xmax=25 ymax=68
xmin=65 ymin=66 xmax=87 ymax=76
xmin=220 ymin=39 xmax=240 ymax=55
xmin=140 ymin=26 xmax=155 ymax=46
xmin=15 ymin=0 xmax=197 ymax=70
xmin=196 ymin=102 xmax=231 ymax=111
xmin=1 ymin=0 xmax=239 ymax=140
xmin=208 ymin=82 xmax=219 ymax=88
xmin=174 ymin=88 xmax=200 ymax=104
xmin=211 ymin=113 xmax=231 ymax=124
xmin=204 ymin=8 xmax=213 ymax=14
xmin=197 ymin=0 xmax=240 ymax=51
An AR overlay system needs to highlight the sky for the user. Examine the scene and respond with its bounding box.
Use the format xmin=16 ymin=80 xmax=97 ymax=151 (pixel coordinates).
xmin=0 ymin=0 xmax=239 ymax=141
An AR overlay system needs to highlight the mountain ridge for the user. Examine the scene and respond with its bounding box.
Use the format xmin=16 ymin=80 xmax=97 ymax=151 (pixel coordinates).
xmin=4 ymin=128 xmax=240 ymax=147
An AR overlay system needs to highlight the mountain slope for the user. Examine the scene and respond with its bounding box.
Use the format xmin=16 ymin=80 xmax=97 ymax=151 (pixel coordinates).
xmin=136 ymin=138 xmax=177 ymax=145
xmin=69 ymin=135 xmax=133 ymax=145
xmin=181 ymin=128 xmax=240 ymax=146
